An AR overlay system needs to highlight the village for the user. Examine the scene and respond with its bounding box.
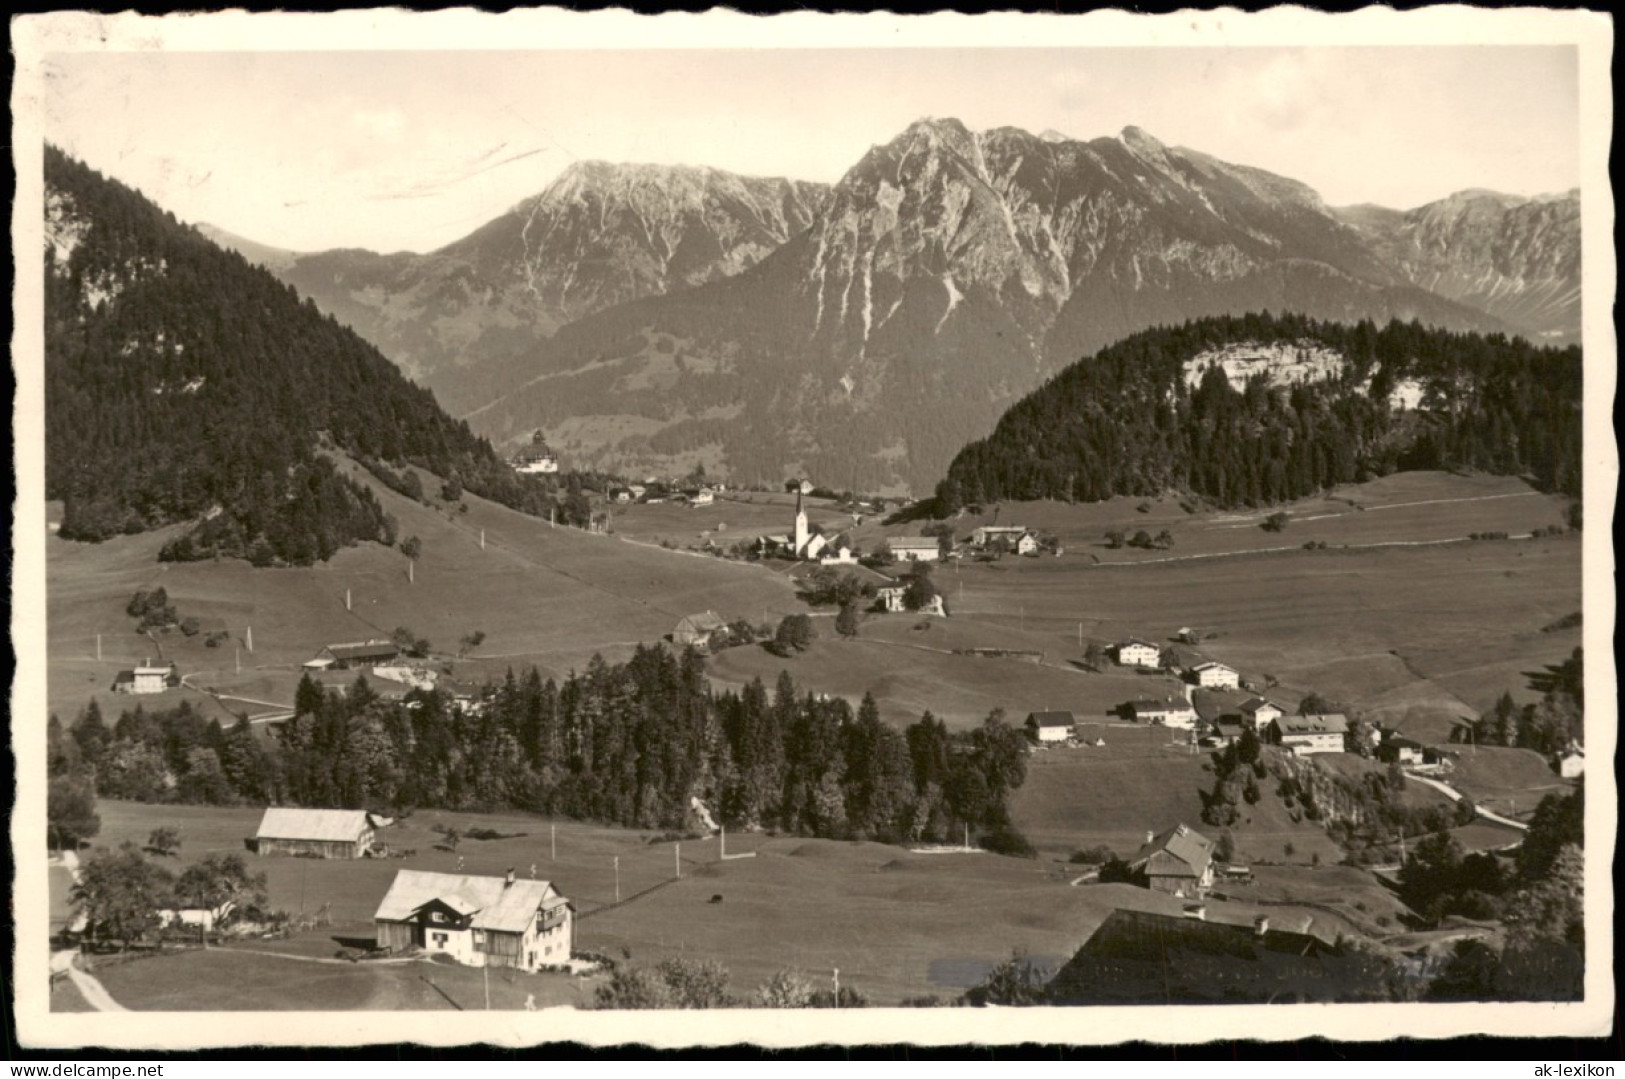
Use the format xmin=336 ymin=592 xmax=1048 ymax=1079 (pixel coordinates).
xmin=48 ymin=461 xmax=1584 ymax=1011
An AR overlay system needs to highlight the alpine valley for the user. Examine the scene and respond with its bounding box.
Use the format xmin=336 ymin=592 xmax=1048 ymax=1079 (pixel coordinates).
xmin=203 ymin=118 xmax=1581 ymax=496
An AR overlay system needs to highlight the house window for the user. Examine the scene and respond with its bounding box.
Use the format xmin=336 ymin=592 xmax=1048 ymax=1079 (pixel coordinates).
xmin=432 ymin=932 xmax=448 ymax=946
xmin=430 ymin=911 xmax=446 ymax=924
xmin=472 ymin=930 xmax=485 ymax=950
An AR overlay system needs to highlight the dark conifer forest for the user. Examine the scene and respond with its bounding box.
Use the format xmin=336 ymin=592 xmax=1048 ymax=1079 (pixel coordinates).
xmin=53 ymin=647 xmax=1032 ymax=848
xmin=936 ymin=312 xmax=1581 ymax=513
xmin=45 ymin=145 xmax=561 ymax=564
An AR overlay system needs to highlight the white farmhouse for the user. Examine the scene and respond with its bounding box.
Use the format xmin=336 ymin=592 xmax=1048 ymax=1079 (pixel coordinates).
xmin=1190 ymin=661 xmax=1241 ymax=690
xmin=1025 ymin=711 xmax=1076 ymax=744
xmin=1128 ymin=697 xmax=1198 ymax=729
xmin=888 ymin=537 xmax=942 ymax=562
xmin=374 ymin=869 xmax=573 ymax=972
xmin=1268 ymin=714 xmax=1348 ymax=755
xmin=112 ymin=660 xmax=178 ymax=695
xmin=1116 ymin=639 xmax=1162 ymax=669
xmin=1238 ymin=697 xmax=1284 ymax=731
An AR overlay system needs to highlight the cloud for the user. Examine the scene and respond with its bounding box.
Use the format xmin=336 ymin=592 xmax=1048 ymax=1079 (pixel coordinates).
xmin=1245 ymin=51 xmax=1334 ymax=133
xmin=351 ymin=106 xmax=408 ymax=143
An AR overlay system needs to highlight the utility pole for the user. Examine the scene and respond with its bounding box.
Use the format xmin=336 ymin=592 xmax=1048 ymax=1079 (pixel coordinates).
xmin=246 ymin=625 xmax=253 ymax=653
xmin=964 ymin=823 xmax=970 ymax=852
xmin=408 ymin=559 xmax=415 ymax=585
xmin=345 ymin=588 xmax=352 ymax=611
xmin=484 ymin=959 xmax=491 ymax=1011
xmin=480 ymin=529 xmax=486 ymax=551
xmin=551 ymin=823 xmax=556 ymax=861
xmin=675 ymin=843 xmax=681 ymax=879
xmin=614 ymin=856 xmax=620 ymax=904
xmin=95 ymin=634 xmax=101 ymax=662
xmin=235 ymin=646 xmax=241 ymax=675
xmin=1078 ymin=622 xmax=1083 ymax=648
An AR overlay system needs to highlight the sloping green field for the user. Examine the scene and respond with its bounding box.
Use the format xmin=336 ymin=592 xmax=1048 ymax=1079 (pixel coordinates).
xmin=47 ymin=459 xmax=803 ymax=724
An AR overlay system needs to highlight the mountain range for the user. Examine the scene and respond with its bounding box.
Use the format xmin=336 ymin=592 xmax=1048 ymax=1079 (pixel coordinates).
xmin=199 ymin=118 xmax=1583 ymax=494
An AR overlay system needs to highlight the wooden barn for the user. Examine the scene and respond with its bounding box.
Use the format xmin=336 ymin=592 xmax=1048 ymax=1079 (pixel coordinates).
xmin=373 ymin=869 xmax=573 ymax=971
xmin=305 ymin=640 xmax=401 ymax=671
xmin=1131 ymin=822 xmax=1216 ymax=897
xmin=672 ymin=611 xmax=728 ymax=649
xmin=252 ymin=808 xmax=375 ymax=859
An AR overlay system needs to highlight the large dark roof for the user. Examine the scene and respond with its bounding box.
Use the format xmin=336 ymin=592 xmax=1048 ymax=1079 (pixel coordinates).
xmin=1045 ymin=908 xmax=1384 ymax=1005
xmin=323 ymin=640 xmax=401 ymax=662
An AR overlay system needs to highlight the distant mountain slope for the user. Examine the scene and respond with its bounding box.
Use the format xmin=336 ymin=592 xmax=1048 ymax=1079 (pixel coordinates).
xmin=214 ymin=162 xmax=828 ymax=404
xmin=44 ymin=145 xmax=557 ymax=565
xmin=936 ymin=312 xmax=1581 ymax=512
xmin=461 ymin=120 xmax=1514 ymax=494
xmin=1334 ymin=189 xmax=1580 ymax=343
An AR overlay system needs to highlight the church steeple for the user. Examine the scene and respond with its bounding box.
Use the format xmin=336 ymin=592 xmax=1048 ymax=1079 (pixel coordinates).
xmin=793 ymin=483 xmax=810 ymax=557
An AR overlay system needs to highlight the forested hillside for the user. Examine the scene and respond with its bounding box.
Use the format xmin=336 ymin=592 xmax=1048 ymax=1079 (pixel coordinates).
xmin=936 ymin=313 xmax=1581 ymax=512
xmin=44 ymin=145 xmax=561 ymax=564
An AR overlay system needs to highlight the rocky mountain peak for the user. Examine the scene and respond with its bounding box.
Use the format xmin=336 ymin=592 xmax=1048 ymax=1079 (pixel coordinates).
xmin=1118 ymin=125 xmax=1166 ymax=156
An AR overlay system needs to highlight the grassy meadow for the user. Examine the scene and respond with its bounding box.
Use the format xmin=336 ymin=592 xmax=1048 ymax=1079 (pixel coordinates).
xmin=67 ymin=801 xmax=1382 ymax=1008
xmin=46 ymin=457 xmax=803 ymax=724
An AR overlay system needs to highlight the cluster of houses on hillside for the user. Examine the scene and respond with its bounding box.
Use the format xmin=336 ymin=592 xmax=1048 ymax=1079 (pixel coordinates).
xmin=609 ymin=483 xmax=719 ymax=507
xmin=301 ymin=639 xmax=443 ymax=692
xmin=245 ymin=807 xmax=576 ymax=974
xmin=1023 ymin=630 xmax=1482 ymax=763
xmin=509 ymin=447 xmax=559 ymax=474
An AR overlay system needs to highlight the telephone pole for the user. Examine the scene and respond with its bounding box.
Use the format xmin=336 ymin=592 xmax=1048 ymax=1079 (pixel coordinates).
xmin=614 ymin=856 xmax=620 ymax=903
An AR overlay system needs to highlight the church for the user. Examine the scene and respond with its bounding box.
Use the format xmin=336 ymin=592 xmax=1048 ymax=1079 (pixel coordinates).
xmin=761 ymin=482 xmax=855 ymax=563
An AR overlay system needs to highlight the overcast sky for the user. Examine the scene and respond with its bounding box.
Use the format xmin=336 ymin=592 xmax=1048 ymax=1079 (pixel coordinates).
xmin=42 ymin=46 xmax=1580 ymax=254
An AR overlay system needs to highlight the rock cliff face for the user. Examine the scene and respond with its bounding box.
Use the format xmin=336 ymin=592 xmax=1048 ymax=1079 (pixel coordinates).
xmin=460 ymin=120 xmax=1510 ymax=493
xmin=204 ymin=163 xmax=827 ymax=402
xmin=1334 ymin=189 xmax=1581 ymax=343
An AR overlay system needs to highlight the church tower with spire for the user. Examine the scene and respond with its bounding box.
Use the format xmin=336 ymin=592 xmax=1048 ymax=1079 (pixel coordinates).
xmin=793 ymin=482 xmax=810 ymax=557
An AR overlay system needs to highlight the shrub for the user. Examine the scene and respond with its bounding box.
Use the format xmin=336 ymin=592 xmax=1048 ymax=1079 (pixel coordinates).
xmin=978 ymin=827 xmax=1037 ymax=859
xmin=1261 ymin=512 xmax=1290 ymax=533
xmin=1069 ymin=845 xmax=1117 ymax=865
